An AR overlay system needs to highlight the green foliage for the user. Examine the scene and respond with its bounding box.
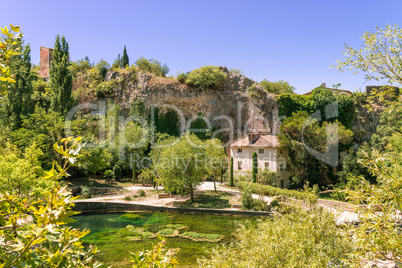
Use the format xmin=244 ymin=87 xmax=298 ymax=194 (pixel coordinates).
xmin=343 ymin=143 xmax=402 ymax=265
xmin=277 ymin=86 xmax=355 ymax=129
xmin=252 ymin=152 xmax=257 ymax=183
xmin=95 ymin=80 xmax=116 ymax=98
xmin=259 ymin=79 xmax=295 ymax=94
xmin=0 ymin=24 xmax=23 ymax=95
xmin=150 ymin=107 xmax=181 ymax=137
xmin=80 ymin=146 xmax=111 ymax=177
xmin=138 ymin=189 xmax=146 ymax=197
xmin=198 ymin=208 xmax=352 ymax=267
xmin=10 ymin=106 xmax=65 ymax=167
xmin=49 ymin=35 xmax=73 ymax=116
xmin=185 ymin=66 xmax=227 ymax=89
xmin=130 ymin=238 xmax=179 ymax=268
xmin=135 ymin=57 xmax=169 ymax=77
xmin=176 ymin=72 xmax=189 ymax=83
xmin=238 ymin=182 xmax=318 ymax=203
xmin=334 ymin=24 xmax=402 ymax=84
xmin=0 ymin=137 xmax=100 ymax=267
xmin=279 ymin=110 xmax=354 ymax=186
xmin=0 ymin=143 xmax=50 ymax=196
xmin=247 ymin=84 xmax=260 ymax=98
xmin=230 ymin=157 xmax=234 ymax=187
xmin=154 ymin=133 xmax=208 ymax=200
xmin=189 ymin=114 xmax=211 ymax=140
xmin=228 ymin=68 xmax=243 ymax=75
xmin=1 ymin=42 xmax=33 ymax=130
xmin=241 ymin=185 xmax=254 ymax=210
xmin=122 ymin=45 xmax=129 ymax=67
xmin=180 ymin=231 xmax=223 ymax=242
xmin=257 ymin=169 xmax=277 ymax=186
xmin=95 ymin=59 xmax=110 ymax=79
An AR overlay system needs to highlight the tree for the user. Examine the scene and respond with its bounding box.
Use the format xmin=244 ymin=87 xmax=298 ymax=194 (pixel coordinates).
xmin=2 ymin=42 xmax=32 ymax=129
xmin=252 ymin=152 xmax=257 ymax=183
xmin=0 ymin=137 xmax=100 ymax=267
xmin=155 ymin=133 xmax=206 ymax=201
xmin=279 ymin=111 xmax=354 ymax=186
xmin=81 ymin=146 xmax=111 ymax=178
xmin=49 ymin=35 xmax=73 ymax=116
xmin=259 ymin=79 xmax=295 ymax=94
xmin=230 ymin=157 xmax=234 ymax=187
xmin=204 ymin=138 xmax=226 ymax=191
xmin=0 ymin=24 xmax=22 ymax=96
xmin=135 ymin=57 xmax=169 ymax=77
xmin=122 ymin=45 xmax=129 ymax=67
xmin=343 ymin=141 xmax=402 ymax=265
xmin=335 ymin=24 xmax=402 ymax=85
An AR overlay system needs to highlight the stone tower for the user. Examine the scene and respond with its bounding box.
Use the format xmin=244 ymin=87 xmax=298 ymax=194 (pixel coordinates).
xmin=39 ymin=46 xmax=53 ymax=78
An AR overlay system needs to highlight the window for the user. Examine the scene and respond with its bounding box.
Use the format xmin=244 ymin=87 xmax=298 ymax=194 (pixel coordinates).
xmin=238 ymin=161 xmax=242 ymax=170
xmin=264 ymin=162 xmax=270 ymax=170
xmin=259 ymin=149 xmax=264 ymax=154
xmin=280 ymin=179 xmax=285 ymax=189
xmin=237 ymin=148 xmax=242 ymax=153
xmin=279 ymin=164 xmax=284 ymax=171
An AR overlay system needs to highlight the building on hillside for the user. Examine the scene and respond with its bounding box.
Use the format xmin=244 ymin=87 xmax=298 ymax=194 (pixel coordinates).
xmin=227 ymin=132 xmax=294 ymax=188
xmin=303 ymin=83 xmax=352 ymax=96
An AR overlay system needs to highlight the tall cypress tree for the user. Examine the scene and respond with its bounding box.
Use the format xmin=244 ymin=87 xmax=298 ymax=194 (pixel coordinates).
xmin=252 ymin=152 xmax=258 ymax=183
xmin=50 ymin=35 xmax=73 ymax=116
xmin=2 ymin=42 xmax=33 ymax=129
xmin=122 ymin=45 xmax=129 ymax=67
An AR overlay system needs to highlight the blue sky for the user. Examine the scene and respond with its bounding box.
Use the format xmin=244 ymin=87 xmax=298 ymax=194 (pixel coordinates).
xmin=1 ymin=0 xmax=402 ymax=94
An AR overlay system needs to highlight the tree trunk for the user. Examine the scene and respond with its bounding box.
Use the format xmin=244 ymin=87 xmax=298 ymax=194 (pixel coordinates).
xmin=214 ymin=179 xmax=216 ymax=192
xmin=190 ymin=185 xmax=194 ymax=202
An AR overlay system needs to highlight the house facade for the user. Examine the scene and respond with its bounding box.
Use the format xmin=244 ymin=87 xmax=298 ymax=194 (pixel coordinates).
xmin=228 ymin=132 xmax=293 ymax=188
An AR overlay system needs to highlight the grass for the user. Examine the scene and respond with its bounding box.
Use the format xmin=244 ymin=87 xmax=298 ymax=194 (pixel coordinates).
xmin=173 ymin=190 xmax=238 ymax=209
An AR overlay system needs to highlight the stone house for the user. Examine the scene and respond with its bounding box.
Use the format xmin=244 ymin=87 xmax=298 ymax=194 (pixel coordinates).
xmin=227 ymin=132 xmax=293 ymax=188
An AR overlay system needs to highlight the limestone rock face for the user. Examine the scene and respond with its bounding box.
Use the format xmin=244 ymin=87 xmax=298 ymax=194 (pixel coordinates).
xmin=106 ymin=67 xmax=279 ymax=141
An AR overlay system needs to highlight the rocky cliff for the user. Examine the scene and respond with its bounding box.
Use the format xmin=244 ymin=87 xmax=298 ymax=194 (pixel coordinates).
xmin=105 ymin=67 xmax=279 ymax=141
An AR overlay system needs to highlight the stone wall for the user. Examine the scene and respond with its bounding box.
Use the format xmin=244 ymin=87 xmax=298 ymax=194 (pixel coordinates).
xmin=73 ymin=201 xmax=272 ymax=217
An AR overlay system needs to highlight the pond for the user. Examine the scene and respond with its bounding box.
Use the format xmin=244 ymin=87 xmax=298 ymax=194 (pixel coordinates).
xmin=69 ymin=212 xmax=260 ymax=267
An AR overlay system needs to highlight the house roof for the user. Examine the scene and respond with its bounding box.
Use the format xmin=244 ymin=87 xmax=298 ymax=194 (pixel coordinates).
xmin=229 ymin=133 xmax=279 ymax=148
xmin=303 ymin=83 xmax=353 ymax=96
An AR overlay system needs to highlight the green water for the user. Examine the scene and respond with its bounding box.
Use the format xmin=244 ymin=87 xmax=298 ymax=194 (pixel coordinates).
xmin=69 ymin=212 xmax=259 ymax=267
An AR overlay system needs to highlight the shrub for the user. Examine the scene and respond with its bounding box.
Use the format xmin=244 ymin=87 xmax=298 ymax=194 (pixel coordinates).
xmin=138 ymin=189 xmax=146 ymax=197
xmin=135 ymin=57 xmax=169 ymax=77
xmin=241 ymin=186 xmax=254 ymax=210
xmin=257 ymin=170 xmax=277 ymax=186
xmin=113 ymin=163 xmax=123 ymax=180
xmin=80 ymin=185 xmax=91 ymax=198
xmin=238 ymin=182 xmax=317 ymax=203
xmin=251 ymin=198 xmax=268 ymax=211
xmin=176 ymin=72 xmax=188 ymax=83
xmin=185 ymin=66 xmax=227 ymax=89
xmin=124 ymin=195 xmax=132 ymax=201
xmin=96 ymin=80 xmax=116 ymax=98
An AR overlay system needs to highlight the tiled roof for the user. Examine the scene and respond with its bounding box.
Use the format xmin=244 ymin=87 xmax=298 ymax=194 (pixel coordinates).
xmin=229 ymin=134 xmax=279 ymax=148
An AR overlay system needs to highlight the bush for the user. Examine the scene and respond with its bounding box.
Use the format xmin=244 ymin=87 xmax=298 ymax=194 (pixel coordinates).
xmin=241 ymin=186 xmax=254 ymax=210
xmin=238 ymin=182 xmax=317 ymax=203
xmin=124 ymin=195 xmax=132 ymax=201
xmin=251 ymin=198 xmax=268 ymax=211
xmin=80 ymin=185 xmax=91 ymax=198
xmin=257 ymin=170 xmax=277 ymax=186
xmin=185 ymin=66 xmax=227 ymax=89
xmin=177 ymin=72 xmax=188 ymax=83
xmin=113 ymin=163 xmax=123 ymax=180
xmin=96 ymin=80 xmax=116 ymax=98
xmin=135 ymin=57 xmax=169 ymax=77
xmin=138 ymin=189 xmax=146 ymax=197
